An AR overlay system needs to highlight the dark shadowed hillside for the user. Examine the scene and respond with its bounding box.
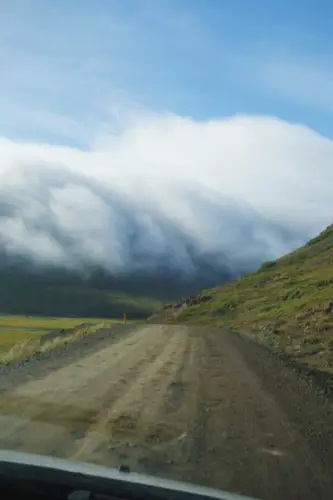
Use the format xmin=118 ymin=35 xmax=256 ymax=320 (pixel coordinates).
xmin=0 ymin=248 xmax=235 ymax=318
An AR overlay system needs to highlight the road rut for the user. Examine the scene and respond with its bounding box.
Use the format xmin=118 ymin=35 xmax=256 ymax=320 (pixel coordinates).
xmin=1 ymin=324 xmax=333 ymax=500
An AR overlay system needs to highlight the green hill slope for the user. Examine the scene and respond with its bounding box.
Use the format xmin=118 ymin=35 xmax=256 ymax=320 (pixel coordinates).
xmin=177 ymin=224 xmax=333 ymax=373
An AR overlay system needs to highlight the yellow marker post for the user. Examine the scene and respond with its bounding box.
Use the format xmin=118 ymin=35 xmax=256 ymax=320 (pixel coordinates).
xmin=123 ymin=313 xmax=127 ymax=324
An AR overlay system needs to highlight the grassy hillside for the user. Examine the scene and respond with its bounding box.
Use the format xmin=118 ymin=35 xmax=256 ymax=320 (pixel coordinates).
xmin=177 ymin=224 xmax=333 ymax=373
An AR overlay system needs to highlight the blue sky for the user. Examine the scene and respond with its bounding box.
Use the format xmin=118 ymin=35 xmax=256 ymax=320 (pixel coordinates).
xmin=1 ymin=0 xmax=333 ymax=146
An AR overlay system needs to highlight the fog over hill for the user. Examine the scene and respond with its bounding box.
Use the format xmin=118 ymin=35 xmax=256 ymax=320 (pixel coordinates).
xmin=1 ymin=112 xmax=333 ymax=300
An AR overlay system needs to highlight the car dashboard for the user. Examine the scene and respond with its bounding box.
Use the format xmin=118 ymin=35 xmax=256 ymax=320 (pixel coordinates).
xmin=0 ymin=450 xmax=256 ymax=500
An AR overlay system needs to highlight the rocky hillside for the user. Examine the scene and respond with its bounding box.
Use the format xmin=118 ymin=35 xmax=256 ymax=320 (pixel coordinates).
xmin=173 ymin=224 xmax=333 ymax=375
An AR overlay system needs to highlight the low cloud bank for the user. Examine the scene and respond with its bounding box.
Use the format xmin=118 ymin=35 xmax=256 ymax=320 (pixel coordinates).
xmin=1 ymin=112 xmax=332 ymax=279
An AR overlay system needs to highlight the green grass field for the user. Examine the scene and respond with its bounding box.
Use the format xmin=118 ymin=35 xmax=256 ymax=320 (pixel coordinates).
xmin=0 ymin=328 xmax=48 ymax=353
xmin=0 ymin=314 xmax=132 ymax=359
xmin=0 ymin=322 xmax=108 ymax=364
xmin=0 ymin=314 xmax=122 ymax=329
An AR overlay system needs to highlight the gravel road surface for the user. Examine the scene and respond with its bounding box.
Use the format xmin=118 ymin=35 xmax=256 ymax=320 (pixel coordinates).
xmin=1 ymin=324 xmax=333 ymax=500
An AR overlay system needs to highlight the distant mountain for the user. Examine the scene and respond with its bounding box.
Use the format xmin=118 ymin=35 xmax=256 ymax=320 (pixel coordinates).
xmin=0 ymin=247 xmax=236 ymax=318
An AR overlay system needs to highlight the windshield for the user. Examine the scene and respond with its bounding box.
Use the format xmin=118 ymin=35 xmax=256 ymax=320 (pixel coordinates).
xmin=1 ymin=2 xmax=333 ymax=500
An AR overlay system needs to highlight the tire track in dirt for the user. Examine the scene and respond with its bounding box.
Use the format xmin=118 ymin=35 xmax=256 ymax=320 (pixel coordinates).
xmin=192 ymin=328 xmax=333 ymax=500
xmin=0 ymin=326 xmax=180 ymax=457
xmin=2 ymin=325 xmax=333 ymax=499
xmin=90 ymin=328 xmax=206 ymax=480
xmin=71 ymin=325 xmax=191 ymax=470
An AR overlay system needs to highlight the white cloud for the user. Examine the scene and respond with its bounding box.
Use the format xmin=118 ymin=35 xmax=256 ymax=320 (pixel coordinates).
xmin=0 ymin=111 xmax=332 ymax=275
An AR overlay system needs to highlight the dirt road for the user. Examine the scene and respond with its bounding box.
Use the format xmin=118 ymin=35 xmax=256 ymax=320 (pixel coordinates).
xmin=1 ymin=325 xmax=333 ymax=499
